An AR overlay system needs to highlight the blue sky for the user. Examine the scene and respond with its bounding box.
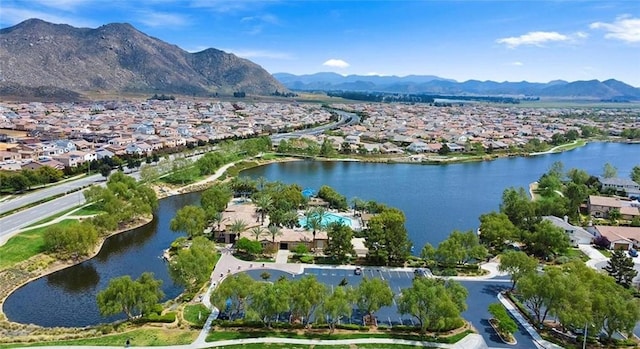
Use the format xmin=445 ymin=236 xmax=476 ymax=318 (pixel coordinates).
xmin=1 ymin=0 xmax=639 ymax=86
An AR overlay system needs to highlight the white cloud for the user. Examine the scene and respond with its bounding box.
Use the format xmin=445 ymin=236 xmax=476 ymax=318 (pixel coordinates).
xmin=510 ymin=61 xmax=524 ymax=66
xmin=496 ymin=31 xmax=571 ymax=48
xmin=0 ymin=7 xmax=96 ymax=28
xmin=322 ymin=59 xmax=350 ymax=69
xmin=590 ymin=15 xmax=640 ymax=43
xmin=137 ymin=11 xmax=188 ymax=27
xmin=225 ymin=49 xmax=293 ymax=60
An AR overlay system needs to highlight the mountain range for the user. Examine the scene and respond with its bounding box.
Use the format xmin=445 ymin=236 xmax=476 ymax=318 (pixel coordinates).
xmin=274 ymin=72 xmax=640 ymax=100
xmin=0 ymin=19 xmax=285 ymax=100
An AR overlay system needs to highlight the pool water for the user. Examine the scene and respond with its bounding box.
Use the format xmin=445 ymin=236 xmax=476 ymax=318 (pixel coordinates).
xmin=299 ymin=212 xmax=354 ymax=229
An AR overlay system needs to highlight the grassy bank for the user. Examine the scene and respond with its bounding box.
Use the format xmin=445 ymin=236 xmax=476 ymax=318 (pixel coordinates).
xmin=0 ymin=219 xmax=76 ymax=270
xmin=0 ymin=328 xmax=198 ymax=348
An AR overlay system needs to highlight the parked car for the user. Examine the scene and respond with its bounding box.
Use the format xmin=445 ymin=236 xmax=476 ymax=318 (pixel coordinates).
xmin=629 ymin=249 xmax=638 ymax=258
xmin=414 ymin=268 xmax=432 ymax=278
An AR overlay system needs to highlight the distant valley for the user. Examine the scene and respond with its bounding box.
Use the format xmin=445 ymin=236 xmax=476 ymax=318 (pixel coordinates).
xmin=274 ymin=72 xmax=640 ymax=101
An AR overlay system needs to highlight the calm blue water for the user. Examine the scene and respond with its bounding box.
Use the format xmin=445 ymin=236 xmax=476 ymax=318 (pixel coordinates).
xmin=3 ymin=192 xmax=199 ymax=328
xmin=242 ymin=142 xmax=639 ymax=251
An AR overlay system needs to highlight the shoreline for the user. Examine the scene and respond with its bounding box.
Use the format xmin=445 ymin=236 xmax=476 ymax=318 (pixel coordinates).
xmin=0 ymin=215 xmax=153 ymax=329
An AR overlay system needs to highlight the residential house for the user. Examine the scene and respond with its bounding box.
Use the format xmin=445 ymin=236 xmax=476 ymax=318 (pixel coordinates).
xmin=589 ymin=225 xmax=640 ymax=250
xmin=600 ymin=177 xmax=640 ymax=198
xmin=22 ymin=159 xmax=65 ymax=171
xmin=587 ymin=195 xmax=640 ymax=220
xmin=95 ymin=148 xmax=115 ymax=160
xmin=407 ymin=141 xmax=429 ymax=153
xmin=543 ymin=216 xmax=593 ymax=247
xmin=125 ymin=142 xmax=153 ymax=156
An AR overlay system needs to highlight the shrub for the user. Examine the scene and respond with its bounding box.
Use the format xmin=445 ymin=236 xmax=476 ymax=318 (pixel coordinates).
xmin=143 ymin=312 xmax=176 ymax=323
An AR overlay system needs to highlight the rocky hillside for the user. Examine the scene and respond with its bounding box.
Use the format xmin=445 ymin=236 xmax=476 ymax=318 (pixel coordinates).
xmin=0 ymin=19 xmax=285 ymax=98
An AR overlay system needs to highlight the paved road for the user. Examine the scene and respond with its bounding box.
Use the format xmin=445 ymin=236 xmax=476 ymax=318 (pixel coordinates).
xmin=0 ymin=174 xmax=103 ymax=215
xmin=270 ymin=110 xmax=359 ymax=142
xmin=0 ymin=191 xmax=86 ymax=245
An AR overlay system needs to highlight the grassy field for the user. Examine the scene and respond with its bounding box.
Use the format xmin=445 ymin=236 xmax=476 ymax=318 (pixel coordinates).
xmin=0 ymin=328 xmax=198 ymax=348
xmin=0 ymin=219 xmax=76 ymax=270
xmin=72 ymin=203 xmax=104 ymax=216
xmin=183 ymin=303 xmax=211 ymax=327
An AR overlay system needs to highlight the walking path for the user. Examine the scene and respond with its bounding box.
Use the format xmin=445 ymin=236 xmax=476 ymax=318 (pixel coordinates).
xmin=498 ymin=293 xmax=563 ymax=349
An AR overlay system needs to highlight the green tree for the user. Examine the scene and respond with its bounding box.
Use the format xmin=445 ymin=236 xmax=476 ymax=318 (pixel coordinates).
xmin=435 ymin=230 xmax=487 ymax=266
xmin=500 ymin=187 xmax=539 ymax=232
xmin=478 ymin=212 xmax=518 ymax=251
xmin=498 ymin=251 xmax=538 ymax=290
xmin=249 ymin=278 xmax=290 ymax=327
xmin=290 ymin=276 xmax=326 ymax=327
xmin=96 ymin=272 xmax=164 ymax=320
xmin=603 ymin=162 xmax=618 ymax=178
xmin=201 ymin=185 xmax=233 ymax=213
xmin=365 ymin=208 xmax=412 ymax=265
xmin=632 ymin=165 xmax=640 ymax=183
xmin=420 ymin=243 xmax=436 ymax=262
xmin=354 ymin=277 xmax=393 ymax=324
xmin=317 ymin=185 xmax=348 ymax=210
xmin=564 ymin=182 xmax=588 ymax=218
xmin=267 ymin=225 xmax=282 ymax=243
xmin=43 ymin=221 xmax=98 ymax=259
xmin=518 ymin=267 xmax=566 ymax=325
xmin=254 ymin=194 xmax=273 ymax=225
xmin=168 ymin=236 xmax=218 ymax=292
xmin=249 ymin=226 xmax=267 ymax=241
xmin=524 ymin=220 xmax=570 ymax=258
xmin=604 ymin=249 xmax=638 ymax=288
xmin=98 ymin=164 xmax=112 ymax=178
xmin=235 ymin=237 xmax=263 ymax=256
xmin=325 ymin=222 xmax=355 ymax=263
xmin=397 ymin=277 xmax=467 ymax=333
xmin=228 ymin=219 xmax=248 ymax=238
xmin=170 ymin=205 xmax=207 ymax=238
xmin=211 ymin=273 xmax=256 ymax=318
xmin=438 ymin=143 xmax=450 ymax=155
xmin=566 ymin=168 xmax=590 ymax=185
xmin=320 ymin=139 xmax=337 ymax=157
xmin=319 ymin=286 xmax=353 ymax=334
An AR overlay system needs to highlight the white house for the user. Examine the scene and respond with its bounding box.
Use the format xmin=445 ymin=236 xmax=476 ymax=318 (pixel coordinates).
xmin=543 ymin=216 xmax=594 ymax=247
xmin=407 ymin=141 xmax=429 ymax=153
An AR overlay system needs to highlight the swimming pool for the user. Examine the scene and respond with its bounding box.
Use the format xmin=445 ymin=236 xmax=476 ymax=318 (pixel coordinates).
xmin=299 ymin=212 xmax=355 ymax=229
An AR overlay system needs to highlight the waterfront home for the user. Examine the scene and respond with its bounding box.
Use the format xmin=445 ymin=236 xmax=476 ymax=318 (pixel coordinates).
xmin=587 ymin=195 xmax=640 ymax=220
xmin=407 ymin=141 xmax=429 ymax=153
xmin=589 ymin=225 xmax=640 ymax=250
xmin=543 ymin=216 xmax=593 ymax=247
xmin=600 ymin=177 xmax=640 ymax=199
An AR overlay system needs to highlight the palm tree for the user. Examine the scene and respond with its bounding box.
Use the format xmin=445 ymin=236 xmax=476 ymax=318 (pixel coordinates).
xmin=305 ymin=207 xmax=327 ymax=250
xmin=209 ymin=211 xmax=225 ymax=239
xmin=250 ymin=226 xmax=267 ymax=241
xmin=254 ymin=194 xmax=273 ymax=225
xmin=256 ymin=176 xmax=268 ymax=192
xmin=351 ymin=197 xmax=365 ymax=215
xmin=268 ymin=225 xmax=283 ymax=243
xmin=228 ymin=219 xmax=248 ymax=240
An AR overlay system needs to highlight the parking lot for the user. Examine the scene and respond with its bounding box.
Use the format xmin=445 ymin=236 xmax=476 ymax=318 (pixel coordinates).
xmin=242 ymin=267 xmax=537 ymax=349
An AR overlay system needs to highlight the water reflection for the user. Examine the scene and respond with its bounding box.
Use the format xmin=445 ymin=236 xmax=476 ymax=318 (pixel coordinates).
xmin=47 ymin=263 xmax=100 ymax=293
xmin=95 ymin=219 xmax=157 ymax=262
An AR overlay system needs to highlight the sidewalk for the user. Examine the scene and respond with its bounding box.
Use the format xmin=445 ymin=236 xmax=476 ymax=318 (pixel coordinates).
xmin=498 ymin=293 xmax=564 ymax=349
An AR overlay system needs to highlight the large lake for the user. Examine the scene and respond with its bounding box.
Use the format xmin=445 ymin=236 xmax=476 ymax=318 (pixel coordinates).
xmin=4 ymin=141 xmax=638 ymax=327
xmin=241 ymin=142 xmax=639 ymax=251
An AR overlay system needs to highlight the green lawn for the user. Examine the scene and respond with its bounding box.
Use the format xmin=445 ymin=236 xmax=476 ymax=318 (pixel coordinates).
xmin=23 ymin=206 xmax=82 ymax=228
xmin=214 ymin=344 xmax=431 ymax=349
xmin=0 ymin=328 xmax=198 ymax=348
xmin=73 ymin=203 xmax=105 ymax=216
xmin=183 ymin=303 xmax=211 ymax=327
xmin=0 ymin=219 xmax=76 ymax=270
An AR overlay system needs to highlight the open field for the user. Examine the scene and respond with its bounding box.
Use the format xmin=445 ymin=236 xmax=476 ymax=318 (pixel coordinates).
xmin=0 ymin=328 xmax=198 ymax=348
xmin=0 ymin=219 xmax=76 ymax=270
